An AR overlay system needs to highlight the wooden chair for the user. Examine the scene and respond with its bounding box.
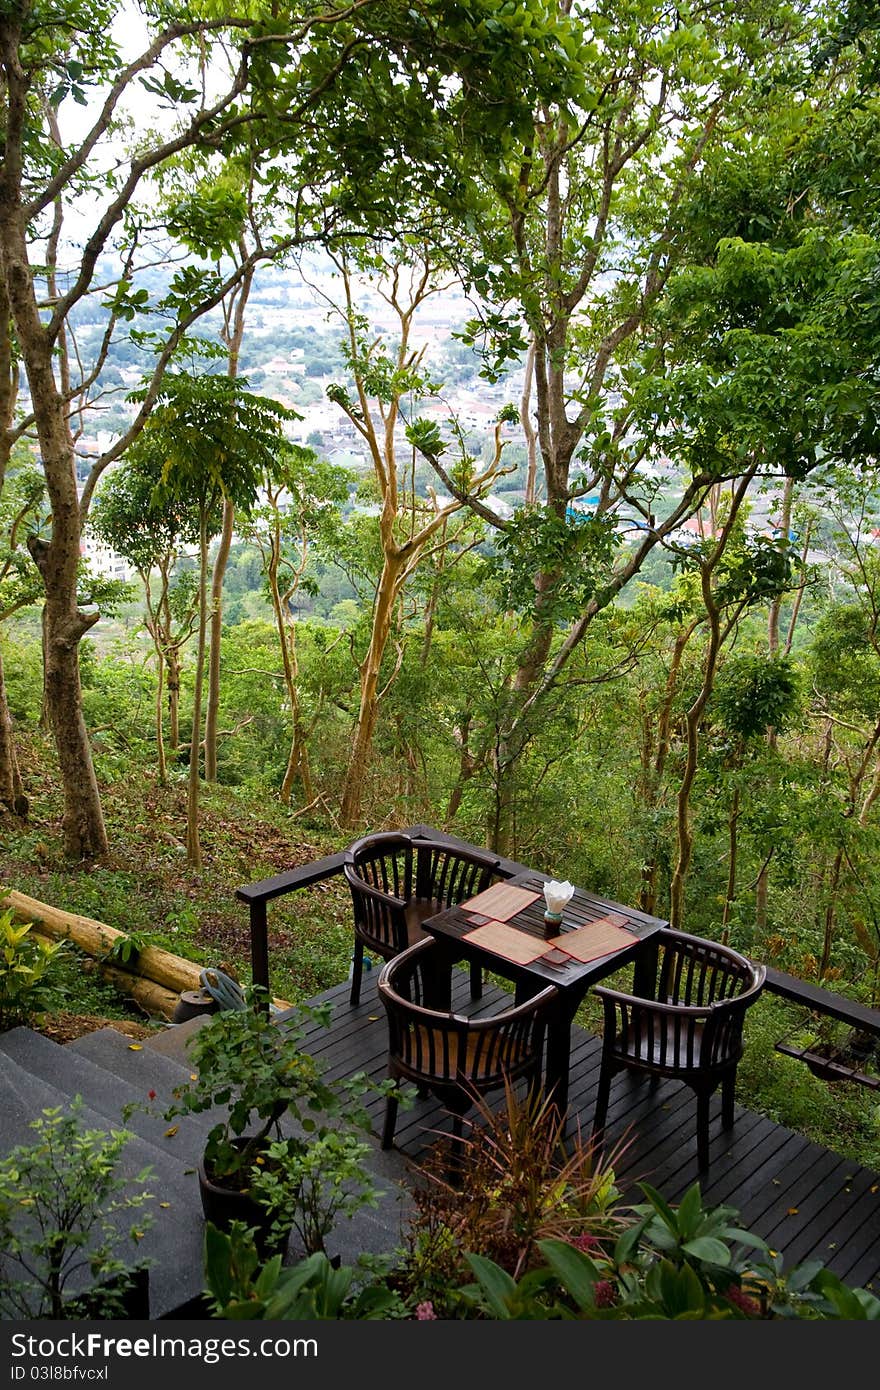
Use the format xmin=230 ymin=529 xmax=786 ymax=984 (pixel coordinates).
xmin=377 ymin=938 xmax=558 ymax=1150
xmin=344 ymin=831 xmax=500 ymax=1005
xmin=591 ymin=928 xmax=766 ymax=1171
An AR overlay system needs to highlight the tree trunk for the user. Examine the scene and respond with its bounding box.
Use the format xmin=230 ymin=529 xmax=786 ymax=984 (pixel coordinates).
xmin=340 ymin=548 xmax=406 ymax=826
xmin=204 ymin=496 xmax=234 ymax=781
xmin=721 ymin=783 xmax=740 ymax=944
xmin=154 ymin=647 xmax=167 ymax=785
xmin=204 ymin=261 xmax=253 ymax=782
xmin=757 ymin=479 xmax=799 ymax=925
xmin=446 ymin=713 xmax=475 ymax=822
xmin=186 ymin=514 xmax=210 ymax=868
xmin=489 ymin=747 xmax=519 ymax=857
xmin=521 ymin=337 xmax=538 ymax=505
xmin=419 ymin=517 xmax=447 ymax=669
xmin=819 ymin=849 xmax=844 ymax=979
xmin=278 ymin=657 xmax=314 ymax=804
xmin=38 ymin=604 xmax=50 ymax=731
xmin=669 ymin=600 xmax=732 ymax=931
xmin=669 ymin=665 xmax=712 ymax=932
xmin=266 ymin=525 xmax=314 ymax=806
xmin=767 ymin=478 xmax=793 ymax=657
xmin=755 ymin=868 xmax=769 ymax=937
xmin=331 ymin=250 xmax=507 ymax=828
xmin=638 ymin=622 xmax=697 ymax=914
xmin=491 ymin=567 xmax=560 ymax=853
xmin=280 ymin=727 xmax=313 ymax=806
xmin=0 ymin=274 xmax=25 ymax=817
xmin=41 ymin=585 xmax=107 ymax=859
xmin=0 ymin=645 xmax=27 ymax=816
xmin=669 ymin=476 xmax=754 ymax=927
xmin=143 ymin=583 xmax=169 ymax=784
xmin=167 ymin=646 xmax=182 ymax=753
xmin=1 ymin=115 xmax=107 ymax=857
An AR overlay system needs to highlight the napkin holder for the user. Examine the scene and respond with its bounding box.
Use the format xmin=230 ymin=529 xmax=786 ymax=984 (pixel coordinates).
xmin=542 ymin=879 xmax=574 ymax=937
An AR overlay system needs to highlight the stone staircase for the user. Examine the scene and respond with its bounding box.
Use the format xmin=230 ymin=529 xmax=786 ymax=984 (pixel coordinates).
xmin=0 ymin=1018 xmax=413 ymax=1319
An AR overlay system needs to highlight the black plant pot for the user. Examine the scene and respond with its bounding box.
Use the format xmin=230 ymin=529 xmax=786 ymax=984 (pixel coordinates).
xmin=198 ymin=1145 xmax=291 ymax=1260
xmin=804 ymin=1045 xmax=846 ymax=1083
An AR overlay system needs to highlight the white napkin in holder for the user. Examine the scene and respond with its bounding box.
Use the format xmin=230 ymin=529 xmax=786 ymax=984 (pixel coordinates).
xmin=543 ymin=879 xmax=575 ymax=933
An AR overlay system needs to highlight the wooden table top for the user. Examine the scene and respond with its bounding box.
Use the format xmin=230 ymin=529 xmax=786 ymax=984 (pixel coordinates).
xmin=423 ymin=870 xmax=667 ymax=994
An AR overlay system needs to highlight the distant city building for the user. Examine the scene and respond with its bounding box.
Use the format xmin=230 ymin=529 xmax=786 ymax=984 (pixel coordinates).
xmin=673 ymin=515 xmax=721 ymax=545
xmin=80 ymin=530 xmax=132 ymax=582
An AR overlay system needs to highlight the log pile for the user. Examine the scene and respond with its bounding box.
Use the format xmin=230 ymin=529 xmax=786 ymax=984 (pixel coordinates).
xmin=29 ymin=927 xmax=180 ymax=1020
xmin=3 ymin=889 xmax=289 ymax=1020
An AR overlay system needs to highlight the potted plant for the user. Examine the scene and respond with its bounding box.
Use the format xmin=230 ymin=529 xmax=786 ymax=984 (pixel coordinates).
xmin=202 ymin=1221 xmax=405 ymax=1319
xmin=775 ymin=1018 xmax=880 ymax=1087
xmin=0 ymin=1099 xmax=153 ymax=1319
xmin=154 ymin=989 xmax=391 ymax=1258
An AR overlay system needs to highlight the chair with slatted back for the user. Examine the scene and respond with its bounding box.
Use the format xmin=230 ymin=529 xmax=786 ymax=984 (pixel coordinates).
xmin=344 ymin=832 xmax=500 ymax=1006
xmin=591 ymin=928 xmax=766 ymax=1171
xmin=377 ymin=937 xmax=558 ymax=1150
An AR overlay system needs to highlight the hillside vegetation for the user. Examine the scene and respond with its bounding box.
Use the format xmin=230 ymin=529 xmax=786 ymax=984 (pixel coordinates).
xmin=3 ymin=0 xmax=880 ymax=1175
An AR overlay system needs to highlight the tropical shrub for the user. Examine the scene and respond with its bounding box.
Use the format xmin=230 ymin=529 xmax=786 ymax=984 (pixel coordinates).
xmin=0 ymin=910 xmax=66 ymax=1031
xmin=203 ymin=1222 xmax=405 ymax=1320
xmin=459 ymin=1182 xmax=880 ymax=1320
xmin=391 ymin=1083 xmax=625 ymax=1315
xmin=0 ymin=1100 xmax=153 ymax=1319
xmin=202 ymin=1181 xmax=880 ymax=1321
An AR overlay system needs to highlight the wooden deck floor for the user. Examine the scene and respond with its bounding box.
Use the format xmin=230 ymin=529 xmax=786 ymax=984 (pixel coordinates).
xmin=288 ymin=971 xmax=880 ymax=1293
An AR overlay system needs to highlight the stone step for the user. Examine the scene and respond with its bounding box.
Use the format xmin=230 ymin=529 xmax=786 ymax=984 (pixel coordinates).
xmin=1 ymin=1026 xmax=216 ymax=1168
xmin=0 ymin=1023 xmax=414 ymax=1316
xmin=140 ymin=1014 xmax=213 ymax=1063
xmin=0 ymin=1038 xmax=209 ymax=1318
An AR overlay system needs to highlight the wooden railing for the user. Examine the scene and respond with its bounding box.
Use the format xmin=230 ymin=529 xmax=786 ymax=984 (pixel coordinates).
xmin=236 ymin=826 xmax=880 ymax=1081
xmin=235 ymin=823 xmax=532 ymax=994
xmin=765 ymin=966 xmax=880 ymax=1088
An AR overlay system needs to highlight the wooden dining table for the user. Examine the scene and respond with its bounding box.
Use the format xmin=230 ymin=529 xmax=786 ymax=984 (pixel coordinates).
xmin=422 ymin=870 xmax=668 ymax=1119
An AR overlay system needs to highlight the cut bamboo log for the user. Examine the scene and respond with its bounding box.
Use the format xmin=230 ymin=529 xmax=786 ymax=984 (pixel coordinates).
xmin=6 ymin=889 xmax=290 ymax=1011
xmin=29 ymin=927 xmax=179 ymax=1020
xmin=5 ymin=890 xmax=202 ymax=993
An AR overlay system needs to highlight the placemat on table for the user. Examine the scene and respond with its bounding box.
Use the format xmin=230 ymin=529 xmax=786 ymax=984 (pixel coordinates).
xmin=463 ymin=920 xmax=550 ymax=965
xmin=546 ymin=914 xmax=636 ymax=963
xmin=460 ymin=882 xmax=541 ymax=921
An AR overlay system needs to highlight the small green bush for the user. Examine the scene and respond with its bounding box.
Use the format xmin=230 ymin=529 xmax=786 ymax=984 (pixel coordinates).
xmin=0 ymin=1100 xmax=154 ymax=1319
xmin=0 ymin=910 xmax=66 ymax=1031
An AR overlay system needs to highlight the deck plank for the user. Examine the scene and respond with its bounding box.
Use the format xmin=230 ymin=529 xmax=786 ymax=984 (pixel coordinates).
xmin=295 ymin=972 xmax=880 ymax=1290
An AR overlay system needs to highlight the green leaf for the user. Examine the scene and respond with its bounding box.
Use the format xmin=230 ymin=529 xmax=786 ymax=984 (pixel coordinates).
xmin=681 ymin=1237 xmax=731 ymax=1265
xmin=463 ymin=1252 xmax=517 ymax=1318
xmin=658 ymin=1259 xmax=707 ymax=1317
xmin=203 ymin=1224 xmax=234 ymax=1306
xmin=676 ymin=1182 xmax=705 ymax=1239
xmin=538 ymin=1238 xmax=601 ymax=1308
xmin=613 ymin=1213 xmax=652 ymax=1265
xmin=638 ymin=1182 xmax=680 ymax=1234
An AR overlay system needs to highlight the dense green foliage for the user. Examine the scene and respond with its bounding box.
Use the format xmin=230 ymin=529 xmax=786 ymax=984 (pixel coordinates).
xmin=0 ymin=911 xmax=65 ymax=1029
xmin=4 ymin=0 xmax=880 ymax=1216
xmin=202 ymin=1138 xmax=880 ymax=1319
